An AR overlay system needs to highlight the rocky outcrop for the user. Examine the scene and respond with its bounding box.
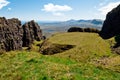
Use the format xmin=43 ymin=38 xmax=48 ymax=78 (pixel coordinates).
xmin=111 ymin=47 xmax=120 ymax=55
xmin=99 ymin=4 xmax=120 ymax=54
xmin=99 ymin=4 xmax=120 ymax=39
xmin=0 ymin=17 xmax=43 ymax=51
xmin=84 ymin=28 xmax=100 ymax=33
xmin=68 ymin=27 xmax=99 ymax=33
xmin=22 ymin=20 xmax=42 ymax=47
xmin=0 ymin=17 xmax=23 ymax=51
xmin=68 ymin=27 xmax=84 ymax=32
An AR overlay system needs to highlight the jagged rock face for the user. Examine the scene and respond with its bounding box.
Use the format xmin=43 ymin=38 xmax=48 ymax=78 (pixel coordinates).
xmin=0 ymin=17 xmax=43 ymax=51
xmin=99 ymin=4 xmax=120 ymax=39
xmin=22 ymin=20 xmax=42 ymax=47
xmin=0 ymin=17 xmax=23 ymax=51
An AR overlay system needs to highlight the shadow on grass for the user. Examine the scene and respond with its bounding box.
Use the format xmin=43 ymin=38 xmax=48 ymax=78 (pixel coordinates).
xmin=39 ymin=41 xmax=75 ymax=55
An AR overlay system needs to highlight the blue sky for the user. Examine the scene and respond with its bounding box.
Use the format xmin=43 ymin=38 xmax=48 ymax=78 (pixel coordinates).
xmin=0 ymin=0 xmax=120 ymax=21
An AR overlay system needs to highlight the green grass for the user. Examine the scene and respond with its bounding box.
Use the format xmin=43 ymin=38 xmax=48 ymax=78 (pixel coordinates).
xmin=49 ymin=32 xmax=112 ymax=62
xmin=0 ymin=32 xmax=120 ymax=80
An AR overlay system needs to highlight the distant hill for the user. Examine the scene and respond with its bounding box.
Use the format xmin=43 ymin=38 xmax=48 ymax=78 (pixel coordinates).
xmin=77 ymin=19 xmax=103 ymax=25
xmin=39 ymin=19 xmax=103 ymax=33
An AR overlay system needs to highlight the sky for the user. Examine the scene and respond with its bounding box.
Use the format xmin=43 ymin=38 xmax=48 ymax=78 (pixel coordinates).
xmin=0 ymin=0 xmax=120 ymax=21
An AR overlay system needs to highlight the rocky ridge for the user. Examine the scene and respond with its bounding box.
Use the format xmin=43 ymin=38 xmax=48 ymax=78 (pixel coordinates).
xmin=0 ymin=17 xmax=42 ymax=51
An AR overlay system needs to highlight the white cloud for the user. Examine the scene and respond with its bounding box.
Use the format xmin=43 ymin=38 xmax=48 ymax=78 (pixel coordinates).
xmin=0 ymin=0 xmax=10 ymax=9
xmin=42 ymin=3 xmax=72 ymax=16
xmin=98 ymin=1 xmax=120 ymax=15
xmin=42 ymin=3 xmax=72 ymax=12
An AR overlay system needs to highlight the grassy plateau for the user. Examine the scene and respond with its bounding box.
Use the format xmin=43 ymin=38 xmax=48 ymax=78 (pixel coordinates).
xmin=0 ymin=32 xmax=120 ymax=80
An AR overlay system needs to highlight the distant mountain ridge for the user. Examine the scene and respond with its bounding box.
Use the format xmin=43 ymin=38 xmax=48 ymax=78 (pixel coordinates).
xmin=77 ymin=19 xmax=103 ymax=24
xmin=38 ymin=19 xmax=104 ymax=33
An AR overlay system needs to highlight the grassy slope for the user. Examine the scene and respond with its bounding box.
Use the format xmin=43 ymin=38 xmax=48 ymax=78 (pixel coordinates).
xmin=0 ymin=32 xmax=120 ymax=80
xmin=49 ymin=32 xmax=111 ymax=62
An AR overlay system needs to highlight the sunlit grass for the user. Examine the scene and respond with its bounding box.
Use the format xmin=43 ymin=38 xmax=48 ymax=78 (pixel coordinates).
xmin=0 ymin=32 xmax=120 ymax=80
xmin=48 ymin=32 xmax=111 ymax=62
